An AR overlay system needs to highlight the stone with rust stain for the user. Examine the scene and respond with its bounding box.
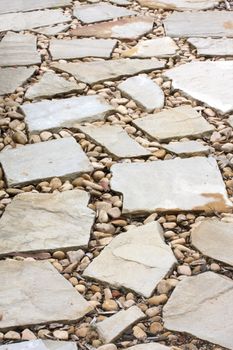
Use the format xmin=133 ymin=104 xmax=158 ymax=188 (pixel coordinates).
xmin=138 ymin=0 xmax=219 ymax=10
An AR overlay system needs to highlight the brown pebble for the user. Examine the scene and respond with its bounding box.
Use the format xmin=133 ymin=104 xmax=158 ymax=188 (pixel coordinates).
xmin=148 ymin=294 xmax=168 ymax=306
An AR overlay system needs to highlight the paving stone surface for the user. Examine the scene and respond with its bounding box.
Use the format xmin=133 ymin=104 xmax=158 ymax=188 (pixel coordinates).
xmin=228 ymin=115 xmax=233 ymax=127
xmin=84 ymin=222 xmax=177 ymax=297
xmin=33 ymin=23 xmax=70 ymax=35
xmin=44 ymin=341 xmax=77 ymax=350
xmin=0 ymin=67 xmax=36 ymax=96
xmin=0 ymin=137 xmax=93 ymax=187
xmin=138 ymin=0 xmax=219 ymax=10
xmin=0 ymin=340 xmax=77 ymax=350
xmin=126 ymin=345 xmax=171 ymax=350
xmin=188 ymin=37 xmax=233 ymax=56
xmin=163 ymin=272 xmax=233 ymax=350
xmin=0 ymin=0 xmax=72 ymax=14
xmin=162 ymin=141 xmax=210 ymax=157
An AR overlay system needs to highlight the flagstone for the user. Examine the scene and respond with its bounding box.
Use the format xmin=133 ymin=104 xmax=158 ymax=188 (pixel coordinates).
xmin=126 ymin=345 xmax=170 ymax=350
xmin=0 ymin=67 xmax=36 ymax=96
xmin=0 ymin=260 xmax=92 ymax=330
xmin=163 ymin=272 xmax=233 ymax=350
xmin=0 ymin=340 xmax=77 ymax=350
xmin=110 ymin=157 xmax=232 ymax=214
xmin=51 ymin=59 xmax=165 ymax=85
xmin=188 ymin=37 xmax=233 ymax=57
xmin=84 ymin=222 xmax=177 ymax=297
xmin=228 ymin=115 xmax=233 ymax=128
xmin=162 ymin=141 xmax=210 ymax=157
xmin=118 ymin=75 xmax=164 ymax=112
xmin=110 ymin=0 xmax=131 ymax=5
xmin=33 ymin=23 xmax=70 ymax=35
xmin=164 ymin=61 xmax=233 ymax=114
xmin=0 ymin=0 xmax=72 ymax=14
xmin=0 ymin=137 xmax=93 ymax=187
xmin=21 ymin=96 xmax=114 ymax=133
xmin=138 ymin=0 xmax=218 ymax=10
xmin=44 ymin=341 xmax=77 ymax=350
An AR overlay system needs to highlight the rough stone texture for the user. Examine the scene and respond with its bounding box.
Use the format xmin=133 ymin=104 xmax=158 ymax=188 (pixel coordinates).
xmin=21 ymin=96 xmax=114 ymax=133
xmin=188 ymin=37 xmax=233 ymax=56
xmin=0 ymin=67 xmax=36 ymax=96
xmin=162 ymin=141 xmax=210 ymax=157
xmin=191 ymin=220 xmax=233 ymax=266
xmin=49 ymin=38 xmax=117 ymax=60
xmin=118 ymin=75 xmax=164 ymax=111
xmin=51 ymin=59 xmax=165 ymax=85
xmin=84 ymin=222 xmax=177 ymax=298
xmin=165 ymin=61 xmax=233 ymax=113
xmin=163 ymin=272 xmax=233 ymax=350
xmin=0 ymin=137 xmax=93 ymax=187
xmin=228 ymin=115 xmax=233 ymax=128
xmin=33 ymin=23 xmax=70 ymax=35
xmin=73 ymin=2 xmax=136 ymax=24
xmin=126 ymin=345 xmax=171 ymax=350
xmin=110 ymin=157 xmax=232 ymax=214
xmin=0 ymin=190 xmax=95 ymax=256
xmin=0 ymin=0 xmax=72 ymax=14
xmin=78 ymin=125 xmax=150 ymax=158
xmin=0 ymin=340 xmax=77 ymax=350
xmin=0 ymin=260 xmax=92 ymax=330
xmin=96 ymin=306 xmax=145 ymax=343
xmin=138 ymin=0 xmax=218 ymax=10
xmin=133 ymin=106 xmax=214 ymax=142
xmin=164 ymin=11 xmax=233 ymax=38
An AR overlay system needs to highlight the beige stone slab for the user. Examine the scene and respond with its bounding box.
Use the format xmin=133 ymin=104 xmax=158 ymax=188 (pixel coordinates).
xmin=0 ymin=67 xmax=36 ymax=96
xmin=138 ymin=0 xmax=218 ymax=10
xmin=188 ymin=38 xmax=233 ymax=57
xmin=162 ymin=141 xmax=210 ymax=157
xmin=0 ymin=0 xmax=72 ymax=14
xmin=0 ymin=340 xmax=77 ymax=350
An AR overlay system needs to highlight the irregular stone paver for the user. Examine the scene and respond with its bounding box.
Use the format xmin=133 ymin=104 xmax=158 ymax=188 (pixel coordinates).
xmin=0 ymin=137 xmax=93 ymax=187
xmin=21 ymin=96 xmax=114 ymax=133
xmin=122 ymin=37 xmax=178 ymax=58
xmin=0 ymin=0 xmax=72 ymax=14
xmin=71 ymin=17 xmax=154 ymax=40
xmin=44 ymin=341 xmax=77 ymax=350
xmin=78 ymin=125 xmax=150 ymax=158
xmin=25 ymin=71 xmax=85 ymax=100
xmin=164 ymin=11 xmax=233 ymax=38
xmin=110 ymin=157 xmax=232 ymax=214
xmin=84 ymin=222 xmax=177 ymax=298
xmin=0 ymin=340 xmax=77 ymax=350
xmin=188 ymin=37 xmax=233 ymax=57
xmin=73 ymin=2 xmax=136 ymax=24
xmin=97 ymin=306 xmax=145 ymax=343
xmin=133 ymin=106 xmax=214 ymax=142
xmin=0 ymin=9 xmax=71 ymax=32
xmin=49 ymin=38 xmax=117 ymax=60
xmin=33 ymin=23 xmax=70 ymax=35
xmin=164 ymin=61 xmax=233 ymax=113
xmin=127 ymin=345 xmax=171 ymax=350
xmin=0 ymin=260 xmax=92 ymax=329
xmin=118 ymin=75 xmax=164 ymax=111
xmin=0 ymin=67 xmax=36 ymax=96
xmin=228 ymin=115 xmax=233 ymax=128
xmin=163 ymin=272 xmax=233 ymax=350
xmin=51 ymin=59 xmax=165 ymax=85
xmin=191 ymin=220 xmax=233 ymax=266
xmin=162 ymin=141 xmax=210 ymax=157
xmin=138 ymin=0 xmax=218 ymax=10
xmin=0 ymin=32 xmax=41 ymax=67
xmin=0 ymin=190 xmax=95 ymax=256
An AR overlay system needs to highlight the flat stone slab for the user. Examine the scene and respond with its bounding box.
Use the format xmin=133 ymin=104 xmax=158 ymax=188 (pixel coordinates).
xmin=228 ymin=115 xmax=233 ymax=128
xmin=110 ymin=157 xmax=232 ymax=214
xmin=163 ymin=272 xmax=233 ymax=350
xmin=0 ymin=67 xmax=36 ymax=96
xmin=73 ymin=2 xmax=136 ymax=24
xmin=162 ymin=141 xmax=210 ymax=157
xmin=84 ymin=222 xmax=177 ymax=297
xmin=0 ymin=0 xmax=72 ymax=14
xmin=138 ymin=0 xmax=218 ymax=10
xmin=0 ymin=190 xmax=95 ymax=256
xmin=164 ymin=11 xmax=233 ymax=38
xmin=133 ymin=106 xmax=214 ymax=142
xmin=33 ymin=23 xmax=70 ymax=35
xmin=188 ymin=37 xmax=233 ymax=57
xmin=191 ymin=220 xmax=233 ymax=266
xmin=97 ymin=306 xmax=145 ymax=343
xmin=118 ymin=75 xmax=164 ymax=112
xmin=0 ymin=260 xmax=92 ymax=330
xmin=0 ymin=340 xmax=77 ymax=350
xmin=21 ymin=96 xmax=114 ymax=133
xmin=49 ymin=38 xmax=117 ymax=60
xmin=0 ymin=137 xmax=93 ymax=187
xmin=78 ymin=125 xmax=150 ymax=158
xmin=51 ymin=59 xmax=165 ymax=85
xmin=126 ymin=346 xmax=170 ymax=350
xmin=165 ymin=61 xmax=233 ymax=114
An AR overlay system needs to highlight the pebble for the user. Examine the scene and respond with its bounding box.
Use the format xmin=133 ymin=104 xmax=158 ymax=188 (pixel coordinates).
xmin=53 ymin=330 xmax=69 ymax=340
xmin=145 ymin=306 xmax=160 ymax=317
xmin=98 ymin=344 xmax=117 ymax=350
xmin=148 ymin=294 xmax=168 ymax=306
xmin=4 ymin=331 xmax=21 ymax=340
xmin=21 ymin=329 xmax=37 ymax=340
xmin=149 ymin=322 xmax=163 ymax=334
xmin=102 ymin=299 xmax=119 ymax=311
xmin=133 ymin=325 xmax=147 ymax=340
xmin=177 ymin=265 xmax=192 ymax=276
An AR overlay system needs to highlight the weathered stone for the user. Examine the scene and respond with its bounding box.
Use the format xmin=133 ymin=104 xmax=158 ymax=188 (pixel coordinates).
xmin=44 ymin=340 xmax=77 ymax=350
xmin=84 ymin=222 xmax=177 ymax=297
xmin=138 ymin=0 xmax=218 ymax=10
xmin=191 ymin=220 xmax=233 ymax=266
xmin=188 ymin=37 xmax=233 ymax=56
xmin=165 ymin=61 xmax=233 ymax=113
xmin=22 ymin=96 xmax=114 ymax=133
xmin=162 ymin=141 xmax=210 ymax=157
xmin=0 ymin=137 xmax=93 ymax=187
xmin=133 ymin=106 xmax=214 ymax=142
xmin=0 ymin=0 xmax=72 ymax=14
xmin=0 ymin=67 xmax=36 ymax=96
xmin=110 ymin=157 xmax=232 ymax=214
xmin=0 ymin=340 xmax=77 ymax=350
xmin=163 ymin=272 xmax=233 ymax=350
xmin=126 ymin=345 xmax=170 ymax=350
xmin=228 ymin=115 xmax=233 ymax=128
xmin=51 ymin=59 xmax=165 ymax=85
xmin=33 ymin=23 xmax=70 ymax=35
xmin=111 ymin=0 xmax=130 ymax=5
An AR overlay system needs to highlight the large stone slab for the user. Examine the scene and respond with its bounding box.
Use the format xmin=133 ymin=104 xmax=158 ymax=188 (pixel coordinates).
xmin=33 ymin=23 xmax=70 ymax=36
xmin=51 ymin=59 xmax=165 ymax=85
xmin=44 ymin=341 xmax=77 ymax=350
xmin=162 ymin=141 xmax=210 ymax=157
xmin=188 ymin=37 xmax=233 ymax=57
xmin=138 ymin=0 xmax=218 ymax=10
xmin=0 ymin=340 xmax=77 ymax=350
xmin=0 ymin=67 xmax=36 ymax=96
xmin=0 ymin=137 xmax=93 ymax=187
xmin=133 ymin=106 xmax=214 ymax=142
xmin=163 ymin=272 xmax=233 ymax=350
xmin=0 ymin=260 xmax=92 ymax=329
xmin=164 ymin=11 xmax=233 ymax=38
xmin=0 ymin=0 xmax=72 ymax=14
xmin=164 ymin=61 xmax=233 ymax=114
xmin=191 ymin=220 xmax=233 ymax=266
xmin=84 ymin=222 xmax=177 ymax=297
xmin=110 ymin=157 xmax=232 ymax=214
xmin=21 ymin=96 xmax=114 ymax=133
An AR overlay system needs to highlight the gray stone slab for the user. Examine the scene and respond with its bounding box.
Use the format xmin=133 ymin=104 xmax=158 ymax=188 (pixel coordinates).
xmin=84 ymin=222 xmax=177 ymax=298
xmin=162 ymin=141 xmax=210 ymax=157
xmin=44 ymin=341 xmax=77 ymax=350
xmin=33 ymin=23 xmax=70 ymax=35
xmin=0 ymin=0 xmax=72 ymax=14
xmin=138 ymin=0 xmax=218 ymax=10
xmin=0 ymin=260 xmax=92 ymax=330
xmin=0 ymin=137 xmax=93 ymax=187
xmin=21 ymin=96 xmax=114 ymax=133
xmin=126 ymin=346 xmax=170 ymax=350
xmin=163 ymin=272 xmax=233 ymax=350
xmin=0 ymin=67 xmax=36 ymax=96
xmin=110 ymin=157 xmax=232 ymax=214
xmin=51 ymin=59 xmax=165 ymax=85
xmin=0 ymin=340 xmax=77 ymax=350
xmin=188 ymin=37 xmax=233 ymax=57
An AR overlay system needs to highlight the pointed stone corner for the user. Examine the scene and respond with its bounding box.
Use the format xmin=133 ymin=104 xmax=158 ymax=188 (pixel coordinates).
xmin=162 ymin=141 xmax=210 ymax=157
xmin=83 ymin=221 xmax=177 ymax=298
xmin=0 ymin=340 xmax=77 ymax=350
xmin=163 ymin=272 xmax=233 ymax=350
xmin=0 ymin=67 xmax=36 ymax=96
xmin=138 ymin=0 xmax=219 ymax=10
